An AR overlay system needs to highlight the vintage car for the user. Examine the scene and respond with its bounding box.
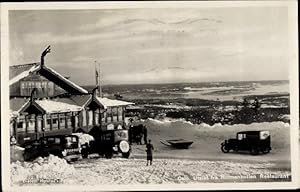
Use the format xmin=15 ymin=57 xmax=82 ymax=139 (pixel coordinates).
xmin=85 ymin=128 xmax=131 ymax=159
xmin=221 ymin=131 xmax=271 ymax=155
xmin=23 ymin=135 xmax=81 ymax=162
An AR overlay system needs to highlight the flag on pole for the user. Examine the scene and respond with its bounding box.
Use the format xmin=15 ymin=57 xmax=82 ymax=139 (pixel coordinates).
xmin=95 ymin=70 xmax=99 ymax=83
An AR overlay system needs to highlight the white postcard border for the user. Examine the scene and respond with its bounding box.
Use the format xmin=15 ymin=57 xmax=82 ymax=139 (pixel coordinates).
xmin=1 ymin=1 xmax=299 ymax=191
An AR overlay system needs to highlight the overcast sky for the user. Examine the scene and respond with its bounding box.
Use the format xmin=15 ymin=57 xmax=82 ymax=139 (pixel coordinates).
xmin=9 ymin=7 xmax=289 ymax=85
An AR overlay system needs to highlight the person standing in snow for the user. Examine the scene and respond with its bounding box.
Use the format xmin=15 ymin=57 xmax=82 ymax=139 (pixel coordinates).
xmin=146 ymin=139 xmax=154 ymax=166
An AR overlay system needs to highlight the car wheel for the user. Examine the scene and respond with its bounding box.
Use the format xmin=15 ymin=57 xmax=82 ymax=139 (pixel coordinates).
xmin=122 ymin=152 xmax=130 ymax=158
xmin=105 ymin=151 xmax=113 ymax=159
xmin=81 ymin=148 xmax=89 ymax=158
xmin=261 ymin=148 xmax=270 ymax=154
xmin=233 ymin=146 xmax=239 ymax=152
xmin=82 ymin=152 xmax=88 ymax=159
xmin=221 ymin=145 xmax=230 ymax=153
xmin=250 ymin=147 xmax=259 ymax=155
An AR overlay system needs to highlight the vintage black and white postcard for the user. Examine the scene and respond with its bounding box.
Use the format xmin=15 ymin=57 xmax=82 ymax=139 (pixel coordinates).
xmin=1 ymin=1 xmax=299 ymax=191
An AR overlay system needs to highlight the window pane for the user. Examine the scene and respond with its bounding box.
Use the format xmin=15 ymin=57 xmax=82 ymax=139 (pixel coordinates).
xmin=17 ymin=122 xmax=23 ymax=128
xmin=55 ymin=138 xmax=60 ymax=144
xmin=112 ymin=108 xmax=117 ymax=115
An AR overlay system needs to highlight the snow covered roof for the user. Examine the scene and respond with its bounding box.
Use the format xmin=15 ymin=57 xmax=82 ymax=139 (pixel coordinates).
xmin=9 ymin=63 xmax=41 ymax=85
xmin=10 ymin=95 xmax=133 ymax=118
xmin=10 ymin=98 xmax=30 ymax=114
xmin=96 ymin=97 xmax=134 ymax=109
xmin=42 ymin=65 xmax=88 ymax=94
xmin=10 ymin=98 xmax=83 ymax=116
xmin=59 ymin=95 xmax=92 ymax=107
xmin=56 ymin=95 xmax=134 ymax=109
xmin=9 ymin=63 xmax=88 ymax=94
xmin=35 ymin=99 xmax=83 ymax=114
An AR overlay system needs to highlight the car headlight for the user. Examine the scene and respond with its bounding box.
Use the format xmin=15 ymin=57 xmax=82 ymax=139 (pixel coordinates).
xmin=62 ymin=149 xmax=67 ymax=157
xmin=113 ymin=146 xmax=118 ymax=152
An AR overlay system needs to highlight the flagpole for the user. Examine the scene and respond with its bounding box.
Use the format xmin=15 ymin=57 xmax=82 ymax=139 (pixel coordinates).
xmin=98 ymin=62 xmax=102 ymax=97
xmin=94 ymin=61 xmax=98 ymax=96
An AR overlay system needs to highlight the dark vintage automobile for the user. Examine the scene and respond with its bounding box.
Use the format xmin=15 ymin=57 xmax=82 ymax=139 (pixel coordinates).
xmin=23 ymin=135 xmax=81 ymax=162
xmin=221 ymin=131 xmax=271 ymax=155
xmin=84 ymin=128 xmax=131 ymax=159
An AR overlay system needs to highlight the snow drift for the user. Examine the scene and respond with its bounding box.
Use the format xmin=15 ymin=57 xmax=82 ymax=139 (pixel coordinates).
xmin=11 ymin=155 xmax=76 ymax=185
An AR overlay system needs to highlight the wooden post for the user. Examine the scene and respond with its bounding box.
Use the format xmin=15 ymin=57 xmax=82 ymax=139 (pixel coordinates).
xmin=111 ymin=108 xmax=113 ymax=123
xmin=98 ymin=108 xmax=102 ymax=125
xmin=25 ymin=115 xmax=28 ymax=134
xmin=57 ymin=113 xmax=60 ymax=130
xmin=71 ymin=112 xmax=75 ymax=132
xmin=50 ymin=114 xmax=53 ymax=131
xmin=117 ymin=107 xmax=119 ymax=122
xmin=65 ymin=112 xmax=68 ymax=129
xmin=41 ymin=115 xmax=44 ymax=130
xmin=42 ymin=114 xmax=45 ymax=137
xmin=93 ymin=110 xmax=96 ymax=126
xmin=78 ymin=111 xmax=81 ymax=127
xmin=105 ymin=110 xmax=108 ymax=123
xmin=78 ymin=112 xmax=81 ymax=127
xmin=122 ymin=107 xmax=125 ymax=122
xmin=35 ymin=114 xmax=38 ymax=139
xmin=86 ymin=110 xmax=89 ymax=127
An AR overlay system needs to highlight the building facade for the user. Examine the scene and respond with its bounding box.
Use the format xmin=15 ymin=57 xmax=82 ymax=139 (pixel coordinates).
xmin=9 ymin=62 xmax=133 ymax=145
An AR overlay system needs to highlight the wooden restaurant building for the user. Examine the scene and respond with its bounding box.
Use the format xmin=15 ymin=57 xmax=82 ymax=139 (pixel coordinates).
xmin=9 ymin=50 xmax=133 ymax=145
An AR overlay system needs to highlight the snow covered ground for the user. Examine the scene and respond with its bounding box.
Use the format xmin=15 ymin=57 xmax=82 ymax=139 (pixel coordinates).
xmin=71 ymin=157 xmax=291 ymax=185
xmin=10 ymin=119 xmax=292 ymax=186
xmin=11 ymin=154 xmax=291 ymax=186
xmin=132 ymin=119 xmax=291 ymax=162
xmin=11 ymin=156 xmax=291 ymax=185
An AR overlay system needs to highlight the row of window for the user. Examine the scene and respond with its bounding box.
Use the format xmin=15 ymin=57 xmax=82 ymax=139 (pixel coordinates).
xmin=20 ymin=81 xmax=53 ymax=89
xmin=17 ymin=117 xmax=71 ymax=129
xmin=20 ymin=81 xmax=55 ymax=96
xmin=106 ymin=107 xmax=123 ymax=115
xmin=14 ymin=108 xmax=125 ymax=133
xmin=16 ymin=115 xmax=123 ymax=129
